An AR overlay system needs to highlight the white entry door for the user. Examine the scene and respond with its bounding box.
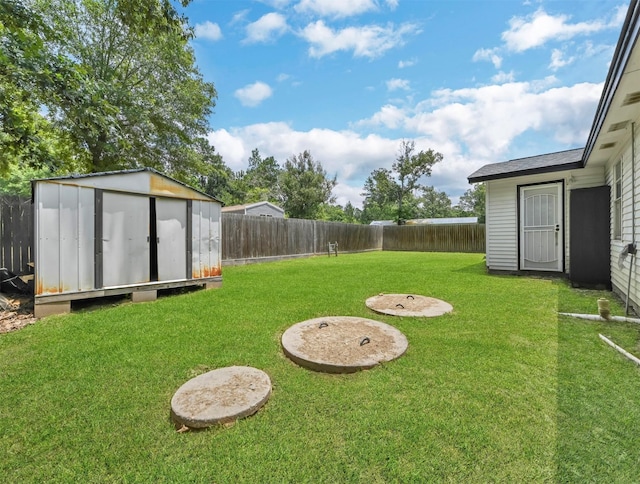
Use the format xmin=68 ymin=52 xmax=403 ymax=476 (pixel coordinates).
xmin=520 ymin=183 xmax=563 ymax=271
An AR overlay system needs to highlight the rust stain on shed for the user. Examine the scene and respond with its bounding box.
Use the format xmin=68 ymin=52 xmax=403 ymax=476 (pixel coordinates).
xmin=149 ymin=174 xmax=210 ymax=200
xmin=192 ymin=265 xmax=221 ymax=279
xmin=36 ymin=278 xmax=62 ymax=296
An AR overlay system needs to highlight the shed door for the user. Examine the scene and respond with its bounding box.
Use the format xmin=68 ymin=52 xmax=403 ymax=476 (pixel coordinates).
xmin=520 ymin=183 xmax=563 ymax=272
xmin=103 ymin=192 xmax=150 ymax=287
xmin=156 ymin=198 xmax=187 ymax=281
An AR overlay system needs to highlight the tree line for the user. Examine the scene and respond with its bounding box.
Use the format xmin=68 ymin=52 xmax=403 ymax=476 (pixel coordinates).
xmin=0 ymin=0 xmax=484 ymax=224
xmin=205 ymin=142 xmax=485 ymax=224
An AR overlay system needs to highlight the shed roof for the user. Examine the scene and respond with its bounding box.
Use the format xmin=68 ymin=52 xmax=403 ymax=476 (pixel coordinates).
xmin=32 ymin=167 xmax=221 ymax=203
xmin=467 ymin=148 xmax=584 ymax=183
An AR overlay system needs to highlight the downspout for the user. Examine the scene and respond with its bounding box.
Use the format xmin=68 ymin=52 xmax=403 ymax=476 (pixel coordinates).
xmin=626 ymin=122 xmax=637 ymax=315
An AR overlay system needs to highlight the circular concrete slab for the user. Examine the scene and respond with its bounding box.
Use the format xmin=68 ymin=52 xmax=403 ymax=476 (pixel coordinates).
xmin=366 ymin=293 xmax=453 ymax=317
xmin=281 ymin=316 xmax=408 ymax=373
xmin=171 ymin=366 xmax=271 ymax=429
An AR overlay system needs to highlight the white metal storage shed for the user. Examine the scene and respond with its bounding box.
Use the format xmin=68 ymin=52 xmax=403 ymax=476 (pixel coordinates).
xmin=32 ymin=168 xmax=222 ymax=318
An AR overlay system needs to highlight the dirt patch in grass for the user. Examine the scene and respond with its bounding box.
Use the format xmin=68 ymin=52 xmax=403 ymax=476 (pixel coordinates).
xmin=0 ymin=295 xmax=36 ymax=334
xmin=366 ymin=293 xmax=453 ymax=317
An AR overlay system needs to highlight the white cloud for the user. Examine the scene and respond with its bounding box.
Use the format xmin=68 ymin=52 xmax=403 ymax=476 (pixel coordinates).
xmin=231 ymin=9 xmax=250 ymax=25
xmin=208 ymin=122 xmax=399 ymax=206
xmin=386 ymin=78 xmax=410 ymax=91
xmin=609 ymin=4 xmax=628 ymax=28
xmin=401 ymin=80 xmax=599 ymax=157
xmin=502 ymin=8 xmax=616 ymax=52
xmin=300 ymin=20 xmax=420 ymax=58
xmin=385 ymin=0 xmax=399 ymax=9
xmin=234 ymin=82 xmax=274 ymax=107
xmin=210 ymin=78 xmax=603 ymax=208
xmin=355 ymin=104 xmax=406 ymax=129
xmin=549 ymin=48 xmax=575 ymax=70
xmin=398 ymin=58 xmax=417 ymax=68
xmin=277 ymin=73 xmax=290 ymax=82
xmin=295 ymin=0 xmax=377 ymax=18
xmin=491 ymin=70 xmax=515 ymax=83
xmin=262 ymin=0 xmax=293 ymax=7
xmin=581 ymin=40 xmax=614 ymax=59
xmin=472 ymin=47 xmax=502 ymax=69
xmin=244 ymin=12 xmax=288 ymax=43
xmin=194 ymin=21 xmax=223 ymax=41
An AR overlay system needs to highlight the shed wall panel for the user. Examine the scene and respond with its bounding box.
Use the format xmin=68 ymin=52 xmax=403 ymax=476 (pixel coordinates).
xmin=102 ymin=192 xmax=150 ymax=287
xmin=157 ymin=198 xmax=187 ymax=281
xmin=59 ymin=186 xmax=79 ymax=293
xmin=191 ymin=200 xmax=221 ymax=278
xmin=36 ymin=183 xmax=61 ymax=294
xmin=78 ymin=188 xmax=95 ymax=291
xmin=35 ymin=183 xmax=95 ymax=295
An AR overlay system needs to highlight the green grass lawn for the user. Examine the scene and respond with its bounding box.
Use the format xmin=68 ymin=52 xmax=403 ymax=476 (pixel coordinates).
xmin=2 ymin=251 xmax=640 ymax=482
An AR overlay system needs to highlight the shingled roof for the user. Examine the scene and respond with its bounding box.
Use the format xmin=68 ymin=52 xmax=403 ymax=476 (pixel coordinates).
xmin=467 ymin=147 xmax=585 ymax=183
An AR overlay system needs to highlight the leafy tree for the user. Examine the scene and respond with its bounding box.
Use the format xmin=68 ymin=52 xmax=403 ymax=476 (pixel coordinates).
xmin=279 ymin=150 xmax=336 ymax=219
xmin=343 ymin=202 xmax=362 ymax=224
xmin=457 ymin=183 xmax=486 ymax=222
xmin=416 ymin=186 xmax=453 ymax=218
xmin=360 ymin=168 xmax=399 ymax=224
xmin=317 ymin=202 xmax=361 ymax=223
xmin=0 ymin=163 xmax=51 ymax=196
xmin=198 ymin=151 xmax=247 ymax=206
xmin=360 ymin=141 xmax=443 ymax=224
xmin=393 ymin=140 xmax=442 ymax=223
xmin=243 ymin=148 xmax=282 ymax=203
xmin=0 ymin=0 xmax=83 ymax=173
xmin=1 ymin=0 xmax=217 ymax=186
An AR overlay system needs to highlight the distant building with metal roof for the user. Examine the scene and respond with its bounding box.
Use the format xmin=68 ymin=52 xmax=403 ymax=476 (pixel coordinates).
xmin=406 ymin=217 xmax=479 ymax=225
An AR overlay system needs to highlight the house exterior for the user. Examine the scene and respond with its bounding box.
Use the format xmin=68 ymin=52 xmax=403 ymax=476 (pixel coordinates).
xmin=222 ymin=201 xmax=285 ymax=218
xmin=468 ymin=0 xmax=640 ymax=309
xmin=32 ymin=168 xmax=223 ymax=317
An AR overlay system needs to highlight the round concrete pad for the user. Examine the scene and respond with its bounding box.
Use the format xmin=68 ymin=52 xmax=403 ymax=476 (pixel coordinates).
xmin=171 ymin=366 xmax=271 ymax=429
xmin=281 ymin=316 xmax=408 ymax=373
xmin=366 ymin=293 xmax=453 ymax=317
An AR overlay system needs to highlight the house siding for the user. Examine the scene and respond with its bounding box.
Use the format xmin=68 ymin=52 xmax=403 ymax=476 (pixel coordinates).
xmin=606 ymin=135 xmax=640 ymax=309
xmin=485 ymin=167 xmax=605 ymax=272
xmin=246 ymin=204 xmax=284 ymax=218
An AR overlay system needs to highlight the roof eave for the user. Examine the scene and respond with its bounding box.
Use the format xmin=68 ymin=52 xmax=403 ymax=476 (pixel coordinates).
xmin=468 ymin=161 xmax=583 ymax=183
xmin=583 ymin=0 xmax=640 ymax=164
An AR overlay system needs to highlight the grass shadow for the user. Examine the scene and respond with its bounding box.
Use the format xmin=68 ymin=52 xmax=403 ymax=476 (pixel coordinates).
xmin=555 ymin=280 xmax=640 ymax=481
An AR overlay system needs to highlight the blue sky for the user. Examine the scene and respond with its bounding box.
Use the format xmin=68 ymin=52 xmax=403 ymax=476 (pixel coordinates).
xmin=180 ymin=0 xmax=627 ymax=207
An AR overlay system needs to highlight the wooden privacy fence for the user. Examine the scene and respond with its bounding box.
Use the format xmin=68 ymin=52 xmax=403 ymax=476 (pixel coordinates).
xmin=222 ymin=214 xmax=383 ymax=262
xmin=0 ymin=196 xmax=32 ymax=275
xmin=0 ymin=197 xmax=485 ymax=274
xmin=383 ymin=223 xmax=485 ymax=253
